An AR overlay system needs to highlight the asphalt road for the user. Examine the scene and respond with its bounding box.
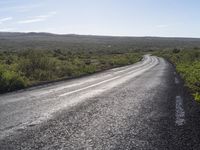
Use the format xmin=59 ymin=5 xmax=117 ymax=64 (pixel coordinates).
xmin=0 ymin=55 xmax=200 ymax=149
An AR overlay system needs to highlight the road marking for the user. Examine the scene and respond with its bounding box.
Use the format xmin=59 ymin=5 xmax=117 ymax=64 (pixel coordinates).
xmin=126 ymin=57 xmax=158 ymax=76
xmin=0 ymin=55 xmax=161 ymax=140
xmin=59 ymin=57 xmax=158 ymax=98
xmin=59 ymin=76 xmax=121 ymax=97
xmin=110 ymin=55 xmax=149 ymax=72
xmin=175 ymin=96 xmax=185 ymax=126
xmin=113 ymin=57 xmax=151 ymax=74
xmin=0 ymin=56 xmax=153 ymax=105
xmin=111 ymin=55 xmax=152 ymax=74
xmin=175 ymin=77 xmax=179 ymax=84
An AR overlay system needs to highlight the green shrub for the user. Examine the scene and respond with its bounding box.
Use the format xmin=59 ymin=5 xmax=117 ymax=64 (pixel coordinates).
xmin=194 ymin=93 xmax=200 ymax=102
xmin=0 ymin=65 xmax=27 ymax=92
xmin=156 ymin=49 xmax=200 ymax=102
xmin=0 ymin=51 xmax=142 ymax=93
xmin=19 ymin=51 xmax=57 ymax=81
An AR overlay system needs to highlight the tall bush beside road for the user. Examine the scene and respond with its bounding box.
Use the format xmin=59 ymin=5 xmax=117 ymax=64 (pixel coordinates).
xmin=0 ymin=50 xmax=142 ymax=93
xmin=155 ymin=49 xmax=200 ymax=102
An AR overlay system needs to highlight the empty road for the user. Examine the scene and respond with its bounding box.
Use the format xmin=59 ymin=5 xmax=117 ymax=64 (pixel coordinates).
xmin=1 ymin=55 xmax=200 ymax=149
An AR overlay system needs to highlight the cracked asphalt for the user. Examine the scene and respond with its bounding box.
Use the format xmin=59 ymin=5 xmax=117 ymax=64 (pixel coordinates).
xmin=1 ymin=55 xmax=200 ymax=149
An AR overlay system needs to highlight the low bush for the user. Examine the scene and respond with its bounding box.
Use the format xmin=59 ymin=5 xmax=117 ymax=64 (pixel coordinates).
xmin=0 ymin=50 xmax=142 ymax=93
xmin=0 ymin=64 xmax=27 ymax=92
xmin=155 ymin=49 xmax=200 ymax=102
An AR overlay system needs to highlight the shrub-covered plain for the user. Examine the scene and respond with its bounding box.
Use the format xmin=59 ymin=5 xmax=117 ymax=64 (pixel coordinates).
xmin=0 ymin=50 xmax=142 ymax=93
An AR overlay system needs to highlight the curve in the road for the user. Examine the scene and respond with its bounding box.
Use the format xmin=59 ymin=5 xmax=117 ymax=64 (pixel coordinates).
xmin=0 ymin=55 xmax=159 ymax=140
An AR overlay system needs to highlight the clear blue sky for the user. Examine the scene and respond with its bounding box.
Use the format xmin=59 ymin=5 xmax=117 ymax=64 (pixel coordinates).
xmin=0 ymin=0 xmax=200 ymax=37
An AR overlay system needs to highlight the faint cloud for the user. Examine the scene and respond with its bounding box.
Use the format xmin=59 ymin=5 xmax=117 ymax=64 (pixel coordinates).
xmin=18 ymin=18 xmax=46 ymax=24
xmin=18 ymin=11 xmax=57 ymax=24
xmin=0 ymin=17 xmax=12 ymax=24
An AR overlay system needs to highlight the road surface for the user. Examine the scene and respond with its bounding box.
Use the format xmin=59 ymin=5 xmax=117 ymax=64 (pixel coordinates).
xmin=0 ymin=55 xmax=200 ymax=149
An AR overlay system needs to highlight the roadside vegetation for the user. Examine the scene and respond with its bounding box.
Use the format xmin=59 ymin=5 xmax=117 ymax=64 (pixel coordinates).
xmin=1 ymin=33 xmax=200 ymax=52
xmin=155 ymin=48 xmax=200 ymax=102
xmin=2 ymin=32 xmax=200 ymax=97
xmin=0 ymin=50 xmax=142 ymax=93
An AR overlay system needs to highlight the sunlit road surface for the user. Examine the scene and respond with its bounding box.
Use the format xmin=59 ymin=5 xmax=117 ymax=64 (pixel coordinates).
xmin=1 ymin=55 xmax=200 ymax=149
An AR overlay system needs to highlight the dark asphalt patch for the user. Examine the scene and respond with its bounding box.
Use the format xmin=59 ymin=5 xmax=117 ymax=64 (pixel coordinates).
xmin=1 ymin=58 xmax=200 ymax=149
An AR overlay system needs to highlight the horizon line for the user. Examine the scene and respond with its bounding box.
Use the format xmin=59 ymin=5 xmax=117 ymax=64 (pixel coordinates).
xmin=0 ymin=31 xmax=200 ymax=39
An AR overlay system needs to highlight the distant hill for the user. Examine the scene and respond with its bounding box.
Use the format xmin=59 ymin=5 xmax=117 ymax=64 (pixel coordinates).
xmin=0 ymin=32 xmax=200 ymax=52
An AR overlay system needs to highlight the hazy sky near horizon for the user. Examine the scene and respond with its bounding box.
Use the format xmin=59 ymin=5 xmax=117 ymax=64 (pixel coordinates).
xmin=0 ymin=0 xmax=200 ymax=37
